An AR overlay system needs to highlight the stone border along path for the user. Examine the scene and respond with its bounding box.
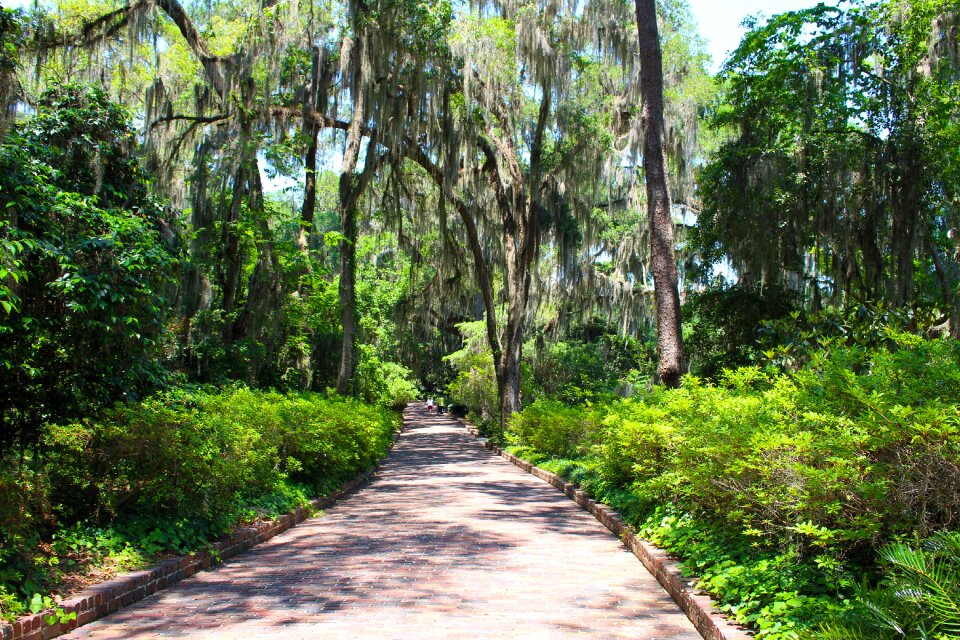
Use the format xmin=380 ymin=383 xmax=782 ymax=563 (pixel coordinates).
xmin=26 ymin=404 xmax=728 ymax=639
xmin=1 ymin=459 xmax=381 ymax=640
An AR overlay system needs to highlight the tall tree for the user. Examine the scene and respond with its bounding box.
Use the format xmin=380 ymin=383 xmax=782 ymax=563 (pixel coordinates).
xmin=635 ymin=0 xmax=685 ymax=386
xmin=695 ymin=1 xmax=960 ymax=327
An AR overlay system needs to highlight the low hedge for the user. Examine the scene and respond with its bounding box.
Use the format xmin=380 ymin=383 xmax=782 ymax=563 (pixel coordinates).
xmin=0 ymin=387 xmax=398 ymax=621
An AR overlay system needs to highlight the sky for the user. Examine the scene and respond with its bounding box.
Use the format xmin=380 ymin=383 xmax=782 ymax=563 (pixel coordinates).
xmin=686 ymin=0 xmax=821 ymax=71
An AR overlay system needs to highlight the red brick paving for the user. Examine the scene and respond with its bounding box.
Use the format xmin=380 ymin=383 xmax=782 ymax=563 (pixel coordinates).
xmin=63 ymin=405 xmax=702 ymax=639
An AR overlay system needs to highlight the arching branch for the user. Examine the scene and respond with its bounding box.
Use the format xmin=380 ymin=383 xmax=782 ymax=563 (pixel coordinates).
xmin=402 ymin=143 xmax=503 ymax=369
xmin=153 ymin=0 xmax=230 ymax=100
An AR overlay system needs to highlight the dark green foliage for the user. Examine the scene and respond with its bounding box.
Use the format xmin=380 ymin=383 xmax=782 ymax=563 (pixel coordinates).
xmin=0 ymin=386 xmax=398 ymax=620
xmin=818 ymin=532 xmax=960 ymax=639
xmin=695 ymin=1 xmax=960 ymax=309
xmin=683 ymin=284 xmax=797 ymax=378
xmin=0 ymin=84 xmax=179 ymax=452
xmin=757 ymin=303 xmax=944 ymax=371
xmin=527 ymin=319 xmax=655 ymax=403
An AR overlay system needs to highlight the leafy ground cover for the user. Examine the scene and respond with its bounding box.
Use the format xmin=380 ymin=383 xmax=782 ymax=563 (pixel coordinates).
xmin=0 ymin=387 xmax=399 ymax=622
xmin=504 ymin=333 xmax=960 ymax=638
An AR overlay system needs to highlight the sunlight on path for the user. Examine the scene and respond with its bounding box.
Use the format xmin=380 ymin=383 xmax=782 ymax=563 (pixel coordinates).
xmin=63 ymin=404 xmax=701 ymax=639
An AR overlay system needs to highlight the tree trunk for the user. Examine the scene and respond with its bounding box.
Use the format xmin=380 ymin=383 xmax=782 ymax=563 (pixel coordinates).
xmin=930 ymin=239 xmax=953 ymax=304
xmin=220 ymin=162 xmax=246 ymax=344
xmin=952 ymin=286 xmax=960 ymax=340
xmin=298 ymin=123 xmax=320 ymax=253
xmin=335 ymin=35 xmax=367 ymax=395
xmin=636 ymin=0 xmax=685 ymax=387
xmin=498 ymin=256 xmax=528 ymax=421
xmin=235 ymin=168 xmax=282 ymax=383
xmin=402 ymin=144 xmax=505 ymax=402
xmin=336 ymin=193 xmax=359 ymax=394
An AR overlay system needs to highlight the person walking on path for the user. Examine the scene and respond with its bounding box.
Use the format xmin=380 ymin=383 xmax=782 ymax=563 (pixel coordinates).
xmin=426 ymin=397 xmax=434 ymax=413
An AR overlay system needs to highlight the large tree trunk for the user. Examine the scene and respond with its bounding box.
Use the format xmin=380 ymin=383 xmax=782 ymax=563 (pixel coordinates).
xmin=636 ymin=0 xmax=685 ymax=387
xmin=220 ymin=162 xmax=246 ymax=344
xmin=498 ymin=255 xmax=529 ymax=421
xmin=335 ymin=36 xmax=367 ymax=395
xmin=336 ymin=194 xmax=359 ymax=394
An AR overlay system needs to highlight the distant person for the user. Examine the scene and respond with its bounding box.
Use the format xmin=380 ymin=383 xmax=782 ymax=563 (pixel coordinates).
xmin=437 ymin=398 xmax=445 ymax=415
xmin=426 ymin=397 xmax=434 ymax=413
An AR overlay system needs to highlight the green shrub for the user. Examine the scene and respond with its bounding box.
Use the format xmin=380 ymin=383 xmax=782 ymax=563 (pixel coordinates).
xmin=682 ymin=283 xmax=797 ymax=379
xmin=43 ymin=388 xmax=279 ymax=525
xmin=0 ymin=84 xmax=179 ymax=452
xmin=355 ymin=345 xmax=421 ymax=408
xmin=525 ymin=319 xmax=655 ymax=402
xmin=444 ymin=321 xmax=500 ymax=426
xmin=506 ymin=333 xmax=960 ymax=638
xmin=818 ymin=532 xmax=960 ymax=639
xmin=508 ymin=399 xmax=601 ymax=459
xmin=0 ymin=386 xmax=398 ymax=621
xmin=276 ymin=394 xmax=396 ymax=491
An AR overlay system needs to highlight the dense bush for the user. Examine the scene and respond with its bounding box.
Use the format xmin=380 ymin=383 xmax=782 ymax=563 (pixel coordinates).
xmin=444 ymin=321 xmax=500 ymax=426
xmin=526 ymin=319 xmax=655 ymax=403
xmin=682 ymin=283 xmax=797 ymax=379
xmin=0 ymin=84 xmax=179 ymax=452
xmin=506 ymin=333 xmax=960 ymax=637
xmin=355 ymin=344 xmax=421 ymax=408
xmin=508 ymin=400 xmax=601 ymax=459
xmin=0 ymin=387 xmax=398 ymax=621
xmin=819 ymin=531 xmax=960 ymax=639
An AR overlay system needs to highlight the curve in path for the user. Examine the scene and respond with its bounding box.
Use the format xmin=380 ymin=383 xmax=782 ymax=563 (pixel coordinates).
xmin=64 ymin=404 xmax=702 ymax=639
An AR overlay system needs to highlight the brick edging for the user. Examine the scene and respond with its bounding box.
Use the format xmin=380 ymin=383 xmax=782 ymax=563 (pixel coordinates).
xmin=1 ymin=439 xmax=395 ymax=640
xmin=458 ymin=419 xmax=752 ymax=640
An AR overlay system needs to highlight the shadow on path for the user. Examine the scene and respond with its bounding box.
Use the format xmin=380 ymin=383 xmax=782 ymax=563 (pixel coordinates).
xmin=64 ymin=404 xmax=701 ymax=640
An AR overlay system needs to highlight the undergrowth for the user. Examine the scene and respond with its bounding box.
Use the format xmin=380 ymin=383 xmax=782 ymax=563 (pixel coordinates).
xmin=505 ymin=333 xmax=960 ymax=638
xmin=0 ymin=387 xmax=399 ymax=622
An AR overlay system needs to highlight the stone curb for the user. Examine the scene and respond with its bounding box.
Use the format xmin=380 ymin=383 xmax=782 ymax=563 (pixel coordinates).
xmin=0 ymin=426 xmax=400 ymax=640
xmin=458 ymin=418 xmax=753 ymax=640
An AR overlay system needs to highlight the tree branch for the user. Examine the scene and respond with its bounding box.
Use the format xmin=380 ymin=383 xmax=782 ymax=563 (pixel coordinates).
xmin=148 ymin=113 xmax=229 ymax=131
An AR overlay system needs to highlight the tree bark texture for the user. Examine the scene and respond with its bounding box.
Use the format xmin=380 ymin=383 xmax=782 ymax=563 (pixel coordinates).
xmin=299 ymin=124 xmax=320 ymax=253
xmin=635 ymin=0 xmax=685 ymax=387
xmin=220 ymin=162 xmax=246 ymax=344
xmin=334 ymin=37 xmax=367 ymax=395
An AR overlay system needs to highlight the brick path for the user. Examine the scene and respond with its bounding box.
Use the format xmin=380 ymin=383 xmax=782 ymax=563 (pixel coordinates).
xmin=64 ymin=405 xmax=702 ymax=639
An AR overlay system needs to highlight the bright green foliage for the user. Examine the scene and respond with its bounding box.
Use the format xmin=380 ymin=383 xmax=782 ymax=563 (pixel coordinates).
xmin=350 ymin=234 xmax=422 ymax=407
xmin=444 ymin=320 xmax=500 ymax=426
xmin=506 ymin=334 xmax=960 ymax=637
xmin=0 ymin=84 xmax=179 ymax=452
xmin=355 ymin=345 xmax=421 ymax=408
xmin=446 ymin=319 xmax=655 ymax=430
xmin=41 ymin=387 xmax=396 ymax=525
xmin=0 ymin=386 xmax=398 ymax=621
xmin=508 ymin=400 xmax=602 ymax=460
